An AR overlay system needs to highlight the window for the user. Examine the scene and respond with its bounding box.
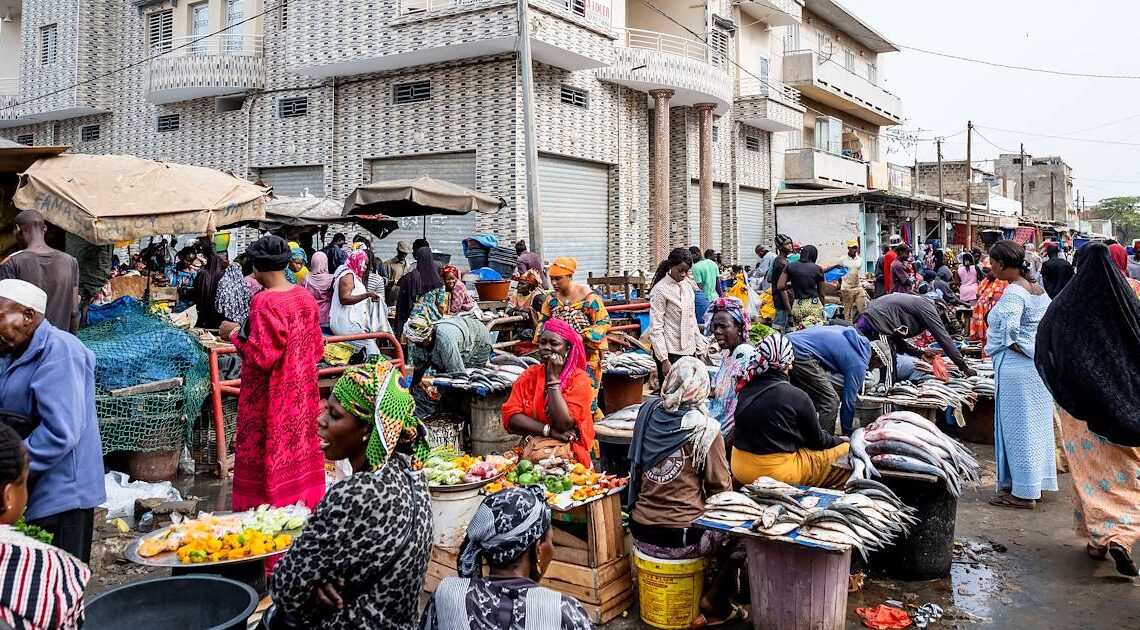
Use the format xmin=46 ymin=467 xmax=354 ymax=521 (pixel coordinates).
xmin=817 ymin=32 xmax=829 ymax=55
xmin=709 ymin=30 xmax=730 ymax=69
xmin=784 ymin=23 xmax=799 ymax=52
xmin=189 ymin=3 xmax=209 ymax=55
xmin=844 ymin=48 xmax=856 ymax=72
xmin=156 ymin=114 xmax=180 ymax=132
xmin=815 ymin=116 xmax=842 ymax=153
xmin=559 ymin=85 xmax=588 ymax=108
xmin=148 ymin=11 xmax=173 ymax=54
xmin=866 ymin=62 xmax=877 ymax=85
xmin=225 ymin=0 xmax=245 ymax=54
xmin=758 ymin=57 xmax=769 ymax=93
xmin=15 ymin=134 xmax=32 ymax=146
xmin=279 ymin=2 xmax=288 ymax=29
xmin=712 ymin=126 xmax=719 ymax=143
xmin=745 ymin=136 xmax=760 ymax=152
xmin=79 ymin=125 xmax=100 ymax=142
xmin=1028 ymin=180 xmax=1036 ymax=190
xmin=277 ymin=97 xmax=308 ymax=118
xmin=868 ymin=135 xmax=879 ymax=161
xmin=392 ymin=80 xmax=430 ymax=104
xmin=40 ymin=24 xmax=58 ymax=64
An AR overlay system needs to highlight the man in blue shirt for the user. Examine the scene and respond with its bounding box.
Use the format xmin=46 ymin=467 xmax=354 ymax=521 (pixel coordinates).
xmin=786 ymin=325 xmax=881 ymax=436
xmin=0 ymin=279 xmax=104 ymax=561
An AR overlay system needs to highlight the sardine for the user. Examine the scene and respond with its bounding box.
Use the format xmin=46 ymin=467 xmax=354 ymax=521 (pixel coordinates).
xmin=745 ymin=476 xmax=807 ymax=496
xmin=844 ymin=478 xmax=902 ymax=504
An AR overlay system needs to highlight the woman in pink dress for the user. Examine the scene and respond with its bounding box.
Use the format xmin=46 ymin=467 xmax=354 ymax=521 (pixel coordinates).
xmin=957 ymin=252 xmax=982 ymax=302
xmin=221 ymin=235 xmax=326 ymax=512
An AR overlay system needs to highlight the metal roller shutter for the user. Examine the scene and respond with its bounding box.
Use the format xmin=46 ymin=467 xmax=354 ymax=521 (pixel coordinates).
xmin=687 ymin=182 xmax=724 ymax=254
xmin=737 ymin=187 xmax=766 ymax=264
xmin=368 ymin=152 xmax=478 ymax=269
xmin=538 ymin=155 xmax=609 ymax=279
xmin=257 ymin=165 xmax=324 ymax=197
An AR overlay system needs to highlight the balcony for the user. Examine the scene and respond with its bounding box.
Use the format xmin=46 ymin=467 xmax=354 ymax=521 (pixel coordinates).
xmin=782 ymin=50 xmax=902 ymax=126
xmin=286 ymin=0 xmax=612 ymax=78
xmin=736 ymin=76 xmax=803 ymax=132
xmin=147 ymin=34 xmax=265 ymax=104
xmin=784 ymin=147 xmax=868 ymax=189
xmin=596 ymin=28 xmax=733 ymax=113
xmin=0 ymin=78 xmax=16 ymax=96
xmin=734 ymin=0 xmax=800 ymax=27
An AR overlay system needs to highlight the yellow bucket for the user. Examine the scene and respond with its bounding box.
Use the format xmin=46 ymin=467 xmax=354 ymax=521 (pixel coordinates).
xmin=633 ymin=548 xmax=708 ymax=629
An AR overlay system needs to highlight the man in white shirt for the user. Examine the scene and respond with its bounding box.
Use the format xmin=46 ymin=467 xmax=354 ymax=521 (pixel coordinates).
xmin=833 ymin=240 xmax=867 ymax=321
xmin=750 ymin=244 xmax=776 ymax=290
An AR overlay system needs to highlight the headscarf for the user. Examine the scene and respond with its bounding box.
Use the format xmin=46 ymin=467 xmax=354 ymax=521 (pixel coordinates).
xmin=540 ymin=318 xmax=587 ymax=388
xmin=705 ymin=296 xmax=749 ymax=334
xmin=516 ymin=251 xmax=549 ymax=288
xmin=413 ymin=246 xmax=444 ymax=290
xmin=403 ymin=316 xmax=432 ymax=344
xmin=246 ymin=235 xmax=291 ymax=271
xmin=440 ymin=264 xmax=460 ymax=281
xmin=744 ymin=332 xmax=794 ymax=381
xmin=548 ymin=257 xmax=577 ymax=277
xmin=458 ymin=486 xmax=551 ymax=578
xmin=289 ymin=245 xmax=308 ymax=265
xmin=937 ymin=267 xmax=953 ymax=282
xmin=514 ymin=269 xmax=543 ymax=286
xmin=331 ymin=359 xmax=429 ymax=470
xmin=1110 ymin=243 xmax=1129 ymax=274
xmin=344 ymin=248 xmax=369 ymax=280
xmin=305 ymin=251 xmax=335 ymax=293
xmin=661 ymin=356 xmax=710 ymax=412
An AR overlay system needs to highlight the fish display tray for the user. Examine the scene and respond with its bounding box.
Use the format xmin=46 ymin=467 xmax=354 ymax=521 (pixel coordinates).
xmin=693 ymin=487 xmax=850 ymax=554
xmin=124 ymin=512 xmax=302 ymax=568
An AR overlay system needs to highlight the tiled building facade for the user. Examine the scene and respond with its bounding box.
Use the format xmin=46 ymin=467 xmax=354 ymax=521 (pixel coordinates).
xmin=0 ymin=0 xmax=898 ymax=273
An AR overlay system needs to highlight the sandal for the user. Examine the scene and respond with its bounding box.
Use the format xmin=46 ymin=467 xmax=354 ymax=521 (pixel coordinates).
xmin=1087 ymin=542 xmax=1108 ymax=560
xmin=691 ymin=603 xmax=749 ymax=629
xmin=988 ymin=494 xmax=1035 ymax=510
xmin=1108 ymin=542 xmax=1139 ymax=577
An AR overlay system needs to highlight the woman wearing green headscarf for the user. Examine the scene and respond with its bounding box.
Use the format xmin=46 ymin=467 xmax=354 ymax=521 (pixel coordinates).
xmin=268 ymin=360 xmax=433 ymax=629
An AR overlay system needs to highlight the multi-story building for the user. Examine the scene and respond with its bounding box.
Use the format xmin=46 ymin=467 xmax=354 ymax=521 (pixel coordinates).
xmin=0 ymin=0 xmax=895 ymax=274
xmin=993 ymin=153 xmax=1075 ymax=225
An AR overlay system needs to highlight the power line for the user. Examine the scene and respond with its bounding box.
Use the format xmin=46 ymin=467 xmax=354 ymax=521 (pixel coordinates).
xmin=981 ymin=125 xmax=1140 ymax=147
xmin=972 ymin=128 xmax=1016 ymax=153
xmin=897 ymin=43 xmax=1140 ymax=80
xmin=0 ymin=0 xmax=289 ymax=112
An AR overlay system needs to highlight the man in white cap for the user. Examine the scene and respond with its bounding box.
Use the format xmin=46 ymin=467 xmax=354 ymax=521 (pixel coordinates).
xmin=881 ymin=234 xmax=904 ymax=295
xmin=0 ymin=210 xmax=80 ymax=333
xmin=0 ymin=279 xmax=104 ymax=561
xmin=830 ymin=239 xmax=866 ymax=321
xmin=381 ymin=241 xmax=412 ymax=305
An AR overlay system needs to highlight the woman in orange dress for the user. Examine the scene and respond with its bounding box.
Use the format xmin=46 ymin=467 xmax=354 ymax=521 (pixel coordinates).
xmin=968 ymin=272 xmax=1009 ymax=344
xmin=502 ymin=319 xmax=595 ymax=467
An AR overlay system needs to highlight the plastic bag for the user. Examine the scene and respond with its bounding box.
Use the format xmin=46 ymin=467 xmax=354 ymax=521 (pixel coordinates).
xmin=100 ymin=471 xmax=183 ymax=520
xmin=930 ymin=354 xmax=950 ymax=382
xmin=745 ymin=284 xmax=761 ymax=321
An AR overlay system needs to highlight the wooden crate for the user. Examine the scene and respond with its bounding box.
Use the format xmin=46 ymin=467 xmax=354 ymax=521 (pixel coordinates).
xmin=551 ymin=492 xmax=626 ymax=568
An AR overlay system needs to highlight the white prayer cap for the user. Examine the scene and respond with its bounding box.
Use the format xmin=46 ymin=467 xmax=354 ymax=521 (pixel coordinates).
xmin=0 ymin=279 xmax=47 ymax=314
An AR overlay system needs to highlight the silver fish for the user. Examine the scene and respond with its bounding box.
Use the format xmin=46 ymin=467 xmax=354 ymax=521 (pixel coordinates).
xmin=849 ymin=428 xmax=880 ymax=478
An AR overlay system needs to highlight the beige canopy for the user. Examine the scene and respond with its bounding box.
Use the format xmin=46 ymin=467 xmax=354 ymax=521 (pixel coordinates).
xmin=264 ymin=194 xmax=398 ymax=237
xmin=13 ymin=154 xmax=268 ymax=244
xmin=343 ymin=175 xmax=506 ymax=218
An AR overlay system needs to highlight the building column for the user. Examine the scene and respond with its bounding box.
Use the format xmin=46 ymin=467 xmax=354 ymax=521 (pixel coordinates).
xmin=695 ymin=102 xmax=716 ymax=251
xmin=650 ymin=89 xmax=674 ymax=262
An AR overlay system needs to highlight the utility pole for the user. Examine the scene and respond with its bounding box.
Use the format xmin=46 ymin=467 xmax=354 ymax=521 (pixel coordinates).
xmin=965 ymin=121 xmax=973 ymax=247
xmin=936 ymin=137 xmax=945 ymax=245
xmin=517 ymin=0 xmax=543 ymax=260
xmin=1019 ymin=143 xmax=1025 ymax=216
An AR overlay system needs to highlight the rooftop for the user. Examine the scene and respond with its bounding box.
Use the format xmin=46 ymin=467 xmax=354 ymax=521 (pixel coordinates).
xmin=803 ymin=0 xmax=898 ymax=53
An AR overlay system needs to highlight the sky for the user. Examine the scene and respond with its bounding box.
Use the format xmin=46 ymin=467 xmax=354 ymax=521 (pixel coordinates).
xmin=842 ymin=0 xmax=1140 ymax=206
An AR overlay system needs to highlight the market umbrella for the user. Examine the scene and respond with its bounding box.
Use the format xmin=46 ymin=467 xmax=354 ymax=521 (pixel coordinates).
xmin=12 ymin=154 xmax=268 ymax=245
xmin=0 ymin=138 xmax=68 ymax=173
xmin=264 ymin=194 xmax=399 ymax=238
xmin=342 ymin=175 xmax=506 ymax=237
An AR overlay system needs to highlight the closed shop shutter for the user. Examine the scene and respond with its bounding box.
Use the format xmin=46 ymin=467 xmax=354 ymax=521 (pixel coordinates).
xmin=257 ymin=165 xmax=324 ymax=197
xmin=368 ymin=152 xmax=478 ymax=269
xmin=688 ymin=182 xmax=724 ymax=254
xmin=538 ymin=155 xmax=609 ymax=279
xmin=737 ymin=187 xmax=766 ymax=264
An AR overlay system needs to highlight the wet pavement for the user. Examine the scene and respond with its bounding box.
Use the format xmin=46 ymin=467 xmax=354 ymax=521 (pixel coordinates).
xmin=89 ymin=444 xmax=1140 ymax=628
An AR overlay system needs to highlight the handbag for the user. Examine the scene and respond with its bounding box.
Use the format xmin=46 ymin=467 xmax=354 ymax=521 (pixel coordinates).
xmin=520 ymin=436 xmax=576 ymax=464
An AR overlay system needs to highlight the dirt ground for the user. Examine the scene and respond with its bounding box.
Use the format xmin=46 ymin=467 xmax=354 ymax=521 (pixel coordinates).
xmin=88 ymin=445 xmax=1140 ymax=629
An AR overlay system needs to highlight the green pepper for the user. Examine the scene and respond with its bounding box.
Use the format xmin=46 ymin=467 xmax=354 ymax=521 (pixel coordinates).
xmin=188 ymin=550 xmax=208 ymax=563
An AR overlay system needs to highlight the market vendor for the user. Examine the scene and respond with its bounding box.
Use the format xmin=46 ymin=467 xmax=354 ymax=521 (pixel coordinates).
xmin=502 ymin=319 xmax=595 ymax=467
xmin=731 ymin=334 xmax=850 ymax=489
xmin=404 ymin=315 xmax=491 ymax=387
xmin=627 ymin=358 xmax=744 ymax=627
xmin=785 ymin=325 xmax=882 ymax=436
xmin=0 ymin=280 xmax=105 ymax=561
xmin=508 ymin=269 xmax=548 ymax=339
xmin=855 ymin=292 xmax=976 ymax=377
xmin=704 ymin=297 xmax=755 ymax=442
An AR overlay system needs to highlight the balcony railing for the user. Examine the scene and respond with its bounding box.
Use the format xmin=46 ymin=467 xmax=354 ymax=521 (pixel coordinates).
xmin=401 ymin=0 xmax=611 ymax=26
xmin=617 ymin=28 xmax=726 ymax=70
xmin=0 ymin=78 xmax=17 ymax=96
xmin=782 ymin=49 xmax=901 ymax=125
xmin=785 ymin=147 xmax=868 ymax=189
xmin=152 ymin=33 xmax=263 ymax=58
xmin=738 ymin=75 xmax=800 ymax=105
xmin=147 ymin=34 xmax=264 ymax=103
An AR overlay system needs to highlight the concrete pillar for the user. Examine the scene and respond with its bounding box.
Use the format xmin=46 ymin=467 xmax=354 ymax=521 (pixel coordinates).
xmin=650 ymin=89 xmax=674 ymax=262
xmin=695 ymin=102 xmax=716 ymax=251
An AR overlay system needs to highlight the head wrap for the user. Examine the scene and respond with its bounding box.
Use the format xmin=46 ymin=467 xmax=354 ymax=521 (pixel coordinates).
xmin=660 ymin=356 xmax=710 ymax=411
xmin=214 ymin=232 xmax=231 ymax=253
xmin=458 ymin=486 xmax=551 ymax=578
xmin=290 ymin=246 xmax=308 ymax=265
xmin=548 ymin=257 xmax=578 ymax=277
xmin=309 ymin=251 xmax=330 ymax=276
xmin=413 ymin=246 xmax=444 ymax=291
xmin=774 ymin=234 xmax=792 ymax=248
xmin=403 ymin=316 xmax=432 ymax=344
xmin=744 ymin=332 xmax=794 ymax=381
xmin=513 ymin=269 xmax=543 ymax=286
xmin=540 ymin=318 xmax=587 ymax=388
xmin=440 ymin=264 xmax=460 ymax=280
xmin=246 ymin=235 xmax=292 ymax=272
xmin=345 ymin=248 xmax=369 ymax=279
xmin=0 ymin=279 xmax=46 ymax=314
xmin=332 ymin=359 xmax=429 ymax=470
xmin=1110 ymin=243 xmax=1128 ymax=274
xmin=704 ymin=296 xmax=749 ymax=335
xmin=937 ymin=267 xmax=953 ymax=282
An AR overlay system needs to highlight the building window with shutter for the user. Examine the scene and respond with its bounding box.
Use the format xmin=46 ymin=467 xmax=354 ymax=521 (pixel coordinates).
xmin=392 ymin=80 xmax=430 ymax=104
xmin=156 ymin=114 xmax=180 ymax=132
xmin=712 ymin=126 xmax=719 ymax=143
xmin=15 ymin=134 xmax=33 ymax=146
xmin=817 ymin=32 xmax=829 ymax=55
xmin=709 ymin=30 xmax=730 ymax=69
xmin=40 ymin=24 xmax=58 ymax=64
xmin=866 ymin=62 xmax=877 ymax=85
xmin=278 ymin=97 xmax=308 ymax=118
xmin=745 ymin=136 xmax=760 ymax=152
xmin=784 ymin=23 xmax=799 ymax=52
xmin=80 ymin=125 xmax=100 ymax=142
xmin=559 ymin=85 xmax=588 ymax=108
xmin=844 ymin=48 xmax=856 ymax=72
xmin=148 ymin=10 xmax=173 ymax=53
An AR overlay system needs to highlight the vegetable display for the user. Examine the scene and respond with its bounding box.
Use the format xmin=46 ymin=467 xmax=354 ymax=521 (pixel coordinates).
xmin=423 ymin=448 xmax=514 ymax=487
xmin=484 ymin=455 xmax=628 ymax=506
xmin=136 ymin=504 xmax=309 ymax=564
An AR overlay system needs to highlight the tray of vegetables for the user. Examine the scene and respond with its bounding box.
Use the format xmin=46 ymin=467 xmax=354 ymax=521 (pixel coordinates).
xmin=125 ymin=504 xmax=310 ymax=567
xmin=484 ymin=455 xmax=628 ymax=510
xmin=424 ymin=449 xmax=516 ymax=492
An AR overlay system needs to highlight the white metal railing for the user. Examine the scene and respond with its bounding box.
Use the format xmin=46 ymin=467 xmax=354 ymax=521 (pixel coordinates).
xmin=616 ymin=28 xmax=727 ymax=69
xmin=738 ymin=75 xmax=800 ymax=104
xmin=151 ymin=33 xmax=264 ymax=58
xmin=0 ymin=78 xmax=17 ymax=96
xmin=400 ymin=0 xmax=612 ymax=26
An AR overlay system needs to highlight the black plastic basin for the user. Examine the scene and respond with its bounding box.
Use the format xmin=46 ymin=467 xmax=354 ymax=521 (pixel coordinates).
xmin=85 ymin=575 xmax=258 ymax=630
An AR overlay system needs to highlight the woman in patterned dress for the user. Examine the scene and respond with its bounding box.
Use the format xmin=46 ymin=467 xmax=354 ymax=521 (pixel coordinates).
xmin=270 ymin=360 xmax=433 ymax=628
xmin=1057 ymin=243 xmax=1140 ymax=575
xmin=704 ymin=297 xmax=755 ymax=443
xmin=984 ymin=240 xmax=1055 ymax=510
xmin=421 ymin=486 xmax=593 ymax=630
xmin=968 ymin=270 xmax=1009 ymax=344
xmin=535 ymin=257 xmax=610 ymax=418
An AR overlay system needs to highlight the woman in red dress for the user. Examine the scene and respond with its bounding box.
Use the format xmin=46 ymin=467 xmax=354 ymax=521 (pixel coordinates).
xmin=221 ymin=235 xmax=327 ymax=511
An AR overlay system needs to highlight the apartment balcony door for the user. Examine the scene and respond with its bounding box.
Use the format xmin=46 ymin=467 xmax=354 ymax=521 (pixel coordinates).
xmin=226 ymin=0 xmax=245 ymax=54
xmin=190 ymin=4 xmax=209 ymax=55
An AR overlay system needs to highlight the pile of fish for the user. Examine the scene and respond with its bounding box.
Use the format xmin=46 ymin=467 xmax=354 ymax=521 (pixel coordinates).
xmin=430 ymin=355 xmax=539 ymax=393
xmin=701 ymin=477 xmax=916 ymax=559
xmin=603 ymin=352 xmax=656 ymax=377
xmin=849 ymin=411 xmax=981 ymax=496
xmin=596 ymin=403 xmax=641 ymax=432
xmin=868 ymin=379 xmax=980 ymax=410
